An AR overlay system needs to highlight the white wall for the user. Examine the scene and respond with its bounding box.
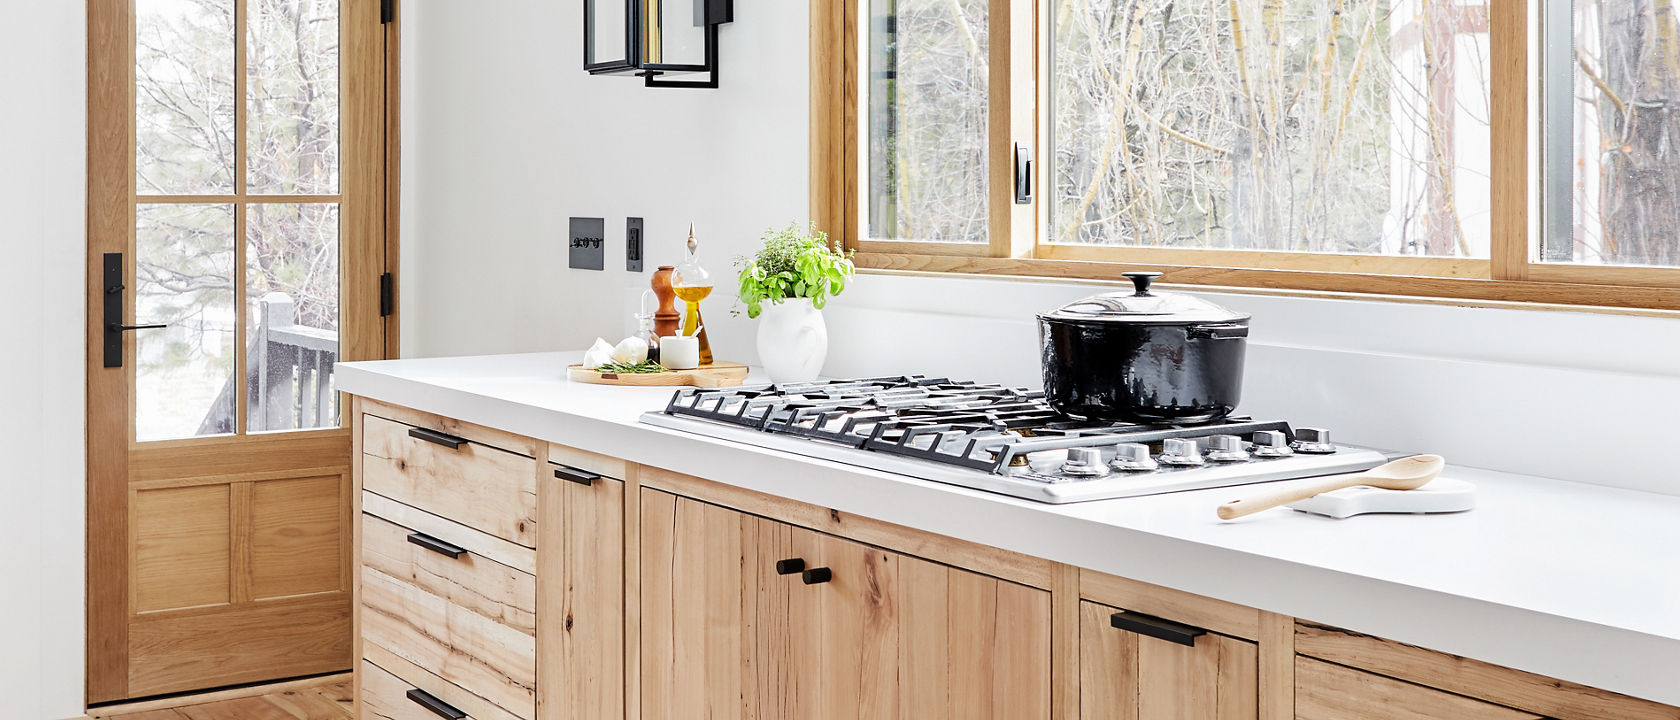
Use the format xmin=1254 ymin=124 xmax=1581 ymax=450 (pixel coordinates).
xmin=401 ymin=2 xmax=1680 ymax=494
xmin=0 ymin=2 xmax=89 ymax=718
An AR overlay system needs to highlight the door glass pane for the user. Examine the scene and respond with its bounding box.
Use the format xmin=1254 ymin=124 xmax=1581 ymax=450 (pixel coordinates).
xmin=866 ymin=0 xmax=990 ymax=244
xmin=247 ymin=0 xmax=341 ymax=195
xmin=136 ymin=0 xmax=236 ymax=195
xmin=246 ymin=203 xmax=341 ymax=433
xmin=1051 ymin=0 xmax=1492 ymax=257
xmin=136 ymin=203 xmax=237 ymax=441
xmin=1552 ymin=0 xmax=1680 ymax=266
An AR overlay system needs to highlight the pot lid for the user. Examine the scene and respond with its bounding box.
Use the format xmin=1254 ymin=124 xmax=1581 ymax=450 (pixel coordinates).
xmin=1041 ymin=272 xmax=1250 ymax=324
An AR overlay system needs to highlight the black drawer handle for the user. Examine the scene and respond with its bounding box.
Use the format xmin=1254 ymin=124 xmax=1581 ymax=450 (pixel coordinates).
xmin=408 ymin=427 xmax=466 ymax=450
xmin=775 ymin=558 xmax=805 ymax=575
xmin=802 ymin=567 xmax=833 ymax=585
xmin=406 ymin=532 xmax=466 ymax=559
xmin=1110 ymin=611 xmax=1206 ymax=647
xmin=553 ymin=464 xmax=600 ymax=486
xmin=407 ymin=688 xmax=467 ymax=719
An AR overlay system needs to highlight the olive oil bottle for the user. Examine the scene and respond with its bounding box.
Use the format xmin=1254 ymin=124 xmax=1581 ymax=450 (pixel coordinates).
xmin=671 ymin=225 xmax=713 ymax=365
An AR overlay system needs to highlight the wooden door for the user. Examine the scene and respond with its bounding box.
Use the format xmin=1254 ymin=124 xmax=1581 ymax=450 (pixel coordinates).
xmin=1294 ymin=658 xmax=1543 ymax=720
xmin=1080 ymin=600 xmax=1259 ymax=720
xmin=896 ymin=555 xmax=1052 ymax=720
xmin=86 ymin=0 xmax=392 ymax=703
xmin=759 ymin=523 xmax=1053 ymax=720
xmin=638 ymin=489 xmax=758 ymax=720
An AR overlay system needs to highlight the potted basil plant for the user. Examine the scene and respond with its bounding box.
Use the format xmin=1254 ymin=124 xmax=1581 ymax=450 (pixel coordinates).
xmin=735 ymin=223 xmax=855 ymax=383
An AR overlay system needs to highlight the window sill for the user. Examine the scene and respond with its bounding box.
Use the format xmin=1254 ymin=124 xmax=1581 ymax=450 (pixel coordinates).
xmin=852 ymin=252 xmax=1680 ymax=318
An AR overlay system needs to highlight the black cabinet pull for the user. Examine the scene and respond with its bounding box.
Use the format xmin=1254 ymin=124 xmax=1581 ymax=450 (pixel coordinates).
xmin=775 ymin=558 xmax=805 ymax=575
xmin=802 ymin=567 xmax=833 ymax=585
xmin=408 ymin=427 xmax=466 ymax=449
xmin=1110 ymin=611 xmax=1206 ymax=648
xmin=406 ymin=532 xmax=466 ymax=559
xmin=406 ymin=688 xmax=467 ymax=719
xmin=553 ymin=464 xmax=600 ymax=486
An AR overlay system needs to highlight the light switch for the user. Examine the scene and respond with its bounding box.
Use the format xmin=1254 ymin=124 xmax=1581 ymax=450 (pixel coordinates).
xmin=569 ymin=217 xmax=605 ymax=271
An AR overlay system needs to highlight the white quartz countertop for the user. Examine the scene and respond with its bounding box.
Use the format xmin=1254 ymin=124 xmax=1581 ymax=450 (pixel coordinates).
xmin=338 ymin=351 xmax=1680 ymax=706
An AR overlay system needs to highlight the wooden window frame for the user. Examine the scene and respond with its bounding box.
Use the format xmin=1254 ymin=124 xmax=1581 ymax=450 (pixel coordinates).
xmin=811 ymin=0 xmax=1680 ymax=312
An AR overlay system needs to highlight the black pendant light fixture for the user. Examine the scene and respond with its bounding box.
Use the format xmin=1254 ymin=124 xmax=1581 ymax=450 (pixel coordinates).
xmin=585 ymin=0 xmax=734 ymax=89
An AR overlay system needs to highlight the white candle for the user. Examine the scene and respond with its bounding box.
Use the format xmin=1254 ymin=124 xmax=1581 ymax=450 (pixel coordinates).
xmin=661 ymin=335 xmax=699 ymax=370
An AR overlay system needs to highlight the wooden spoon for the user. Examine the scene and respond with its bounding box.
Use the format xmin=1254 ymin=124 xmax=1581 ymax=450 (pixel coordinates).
xmin=1216 ymin=455 xmax=1445 ymax=521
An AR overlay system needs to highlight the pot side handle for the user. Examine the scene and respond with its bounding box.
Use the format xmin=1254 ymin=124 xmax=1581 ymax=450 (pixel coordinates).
xmin=1188 ymin=324 xmax=1250 ymax=340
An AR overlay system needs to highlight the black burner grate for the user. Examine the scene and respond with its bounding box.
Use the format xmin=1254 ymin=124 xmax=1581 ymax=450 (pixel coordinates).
xmin=661 ymin=378 xmax=1300 ymax=476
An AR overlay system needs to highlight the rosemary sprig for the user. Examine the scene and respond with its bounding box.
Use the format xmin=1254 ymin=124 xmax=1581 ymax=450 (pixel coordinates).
xmin=595 ymin=359 xmax=667 ymax=374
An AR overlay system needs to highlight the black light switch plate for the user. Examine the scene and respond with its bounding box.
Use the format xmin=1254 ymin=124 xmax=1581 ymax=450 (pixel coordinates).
xmin=569 ymin=217 xmax=605 ymax=271
xmin=626 ymin=217 xmax=644 ymax=272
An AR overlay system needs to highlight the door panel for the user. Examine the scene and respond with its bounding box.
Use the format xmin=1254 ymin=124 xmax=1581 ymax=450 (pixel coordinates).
xmin=249 ymin=474 xmax=345 ymax=600
xmin=87 ymin=0 xmax=388 ymax=702
xmin=811 ymin=531 xmax=900 ymax=720
xmin=639 ymin=489 xmax=757 ymax=720
xmin=755 ymin=519 xmax=825 ymax=719
xmin=133 ymin=485 xmax=232 ymax=612
xmin=127 ymin=594 xmax=351 ymax=698
xmin=898 ymin=556 xmax=1053 ymax=720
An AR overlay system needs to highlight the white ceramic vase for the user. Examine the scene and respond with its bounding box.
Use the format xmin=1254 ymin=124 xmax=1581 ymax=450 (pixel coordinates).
xmin=756 ymin=297 xmax=828 ymax=384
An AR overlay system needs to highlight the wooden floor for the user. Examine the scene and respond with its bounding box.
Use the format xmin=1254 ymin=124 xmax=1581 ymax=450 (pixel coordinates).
xmin=91 ymin=678 xmax=352 ymax=720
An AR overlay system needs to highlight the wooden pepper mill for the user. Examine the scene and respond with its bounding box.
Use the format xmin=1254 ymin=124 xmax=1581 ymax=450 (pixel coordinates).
xmin=650 ymin=266 xmax=681 ymax=338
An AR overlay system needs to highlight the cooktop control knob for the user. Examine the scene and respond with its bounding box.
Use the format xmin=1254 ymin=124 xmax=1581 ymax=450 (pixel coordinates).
xmin=1110 ymin=443 xmax=1159 ymax=472
xmin=1293 ymin=428 xmax=1337 ymax=454
xmin=1158 ymin=438 xmax=1206 ymax=466
xmin=1206 ymin=434 xmax=1250 ymax=462
xmin=1061 ymin=447 xmax=1112 ymax=477
xmin=1251 ymin=430 xmax=1294 ymax=457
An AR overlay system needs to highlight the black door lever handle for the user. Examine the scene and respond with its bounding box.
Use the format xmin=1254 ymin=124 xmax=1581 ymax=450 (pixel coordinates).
xmin=108 ymin=323 xmax=168 ymax=332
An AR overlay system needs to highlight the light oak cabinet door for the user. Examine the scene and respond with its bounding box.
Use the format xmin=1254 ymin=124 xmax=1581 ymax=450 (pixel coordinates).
xmin=755 ymin=513 xmax=1053 ymax=720
xmin=894 ymin=553 xmax=1052 ymax=720
xmin=1295 ymin=657 xmax=1543 ymax=720
xmin=539 ymin=465 xmax=626 ymax=720
xmin=639 ymin=489 xmax=758 ymax=720
xmin=640 ymin=489 xmax=1053 ymax=720
xmin=1080 ymin=599 xmax=1259 ymax=720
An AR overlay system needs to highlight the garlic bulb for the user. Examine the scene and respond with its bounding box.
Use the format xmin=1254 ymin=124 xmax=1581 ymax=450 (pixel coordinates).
xmin=612 ymin=336 xmax=649 ymax=365
xmin=581 ymin=338 xmax=617 ymax=369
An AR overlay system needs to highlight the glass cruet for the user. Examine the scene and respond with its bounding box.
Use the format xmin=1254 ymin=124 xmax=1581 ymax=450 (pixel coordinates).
xmin=670 ymin=224 xmax=714 ymax=365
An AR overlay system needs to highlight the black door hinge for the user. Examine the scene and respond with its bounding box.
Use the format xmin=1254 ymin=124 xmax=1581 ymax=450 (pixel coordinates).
xmin=380 ymin=0 xmax=394 ymax=24
xmin=379 ymin=272 xmax=394 ymax=317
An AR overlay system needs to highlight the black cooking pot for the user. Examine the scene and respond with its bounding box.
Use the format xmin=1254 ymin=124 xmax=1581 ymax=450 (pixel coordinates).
xmin=1038 ymin=272 xmax=1250 ymax=423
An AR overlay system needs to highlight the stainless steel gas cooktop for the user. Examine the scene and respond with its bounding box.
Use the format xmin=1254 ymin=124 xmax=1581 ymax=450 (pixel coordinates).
xmin=639 ymin=376 xmax=1393 ymax=503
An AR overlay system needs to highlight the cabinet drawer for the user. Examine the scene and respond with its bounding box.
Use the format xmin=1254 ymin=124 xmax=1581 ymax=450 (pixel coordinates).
xmin=1296 ymin=657 xmax=1542 ymax=720
xmin=361 ymin=513 xmax=537 ymax=719
xmin=1080 ymin=599 xmax=1258 ymax=720
xmin=362 ymin=414 xmax=538 ymax=547
xmin=363 ymin=654 xmax=522 ymax=720
xmin=362 ymin=513 xmax=536 ymax=635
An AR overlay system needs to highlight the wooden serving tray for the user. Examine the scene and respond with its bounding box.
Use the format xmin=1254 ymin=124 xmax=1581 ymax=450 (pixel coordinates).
xmin=567 ymin=361 xmax=749 ymax=388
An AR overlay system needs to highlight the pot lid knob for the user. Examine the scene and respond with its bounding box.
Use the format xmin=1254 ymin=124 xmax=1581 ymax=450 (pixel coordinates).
xmin=1123 ymin=271 xmax=1164 ymax=296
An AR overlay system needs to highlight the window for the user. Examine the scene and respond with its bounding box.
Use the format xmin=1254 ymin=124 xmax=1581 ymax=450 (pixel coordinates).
xmin=812 ymin=0 xmax=1680 ymax=310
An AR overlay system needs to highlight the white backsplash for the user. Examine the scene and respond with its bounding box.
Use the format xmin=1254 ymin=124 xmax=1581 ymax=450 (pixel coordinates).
xmin=812 ymin=273 xmax=1680 ymax=496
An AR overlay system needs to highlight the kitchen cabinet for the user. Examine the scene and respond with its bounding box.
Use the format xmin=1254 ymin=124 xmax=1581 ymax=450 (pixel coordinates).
xmin=1079 ymin=599 xmax=1258 ymax=719
xmin=1295 ymin=657 xmax=1540 ymax=720
xmin=355 ymin=401 xmax=624 ymax=720
xmin=638 ymin=488 xmax=1053 ymax=720
xmin=351 ymin=397 xmax=1680 ymax=720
